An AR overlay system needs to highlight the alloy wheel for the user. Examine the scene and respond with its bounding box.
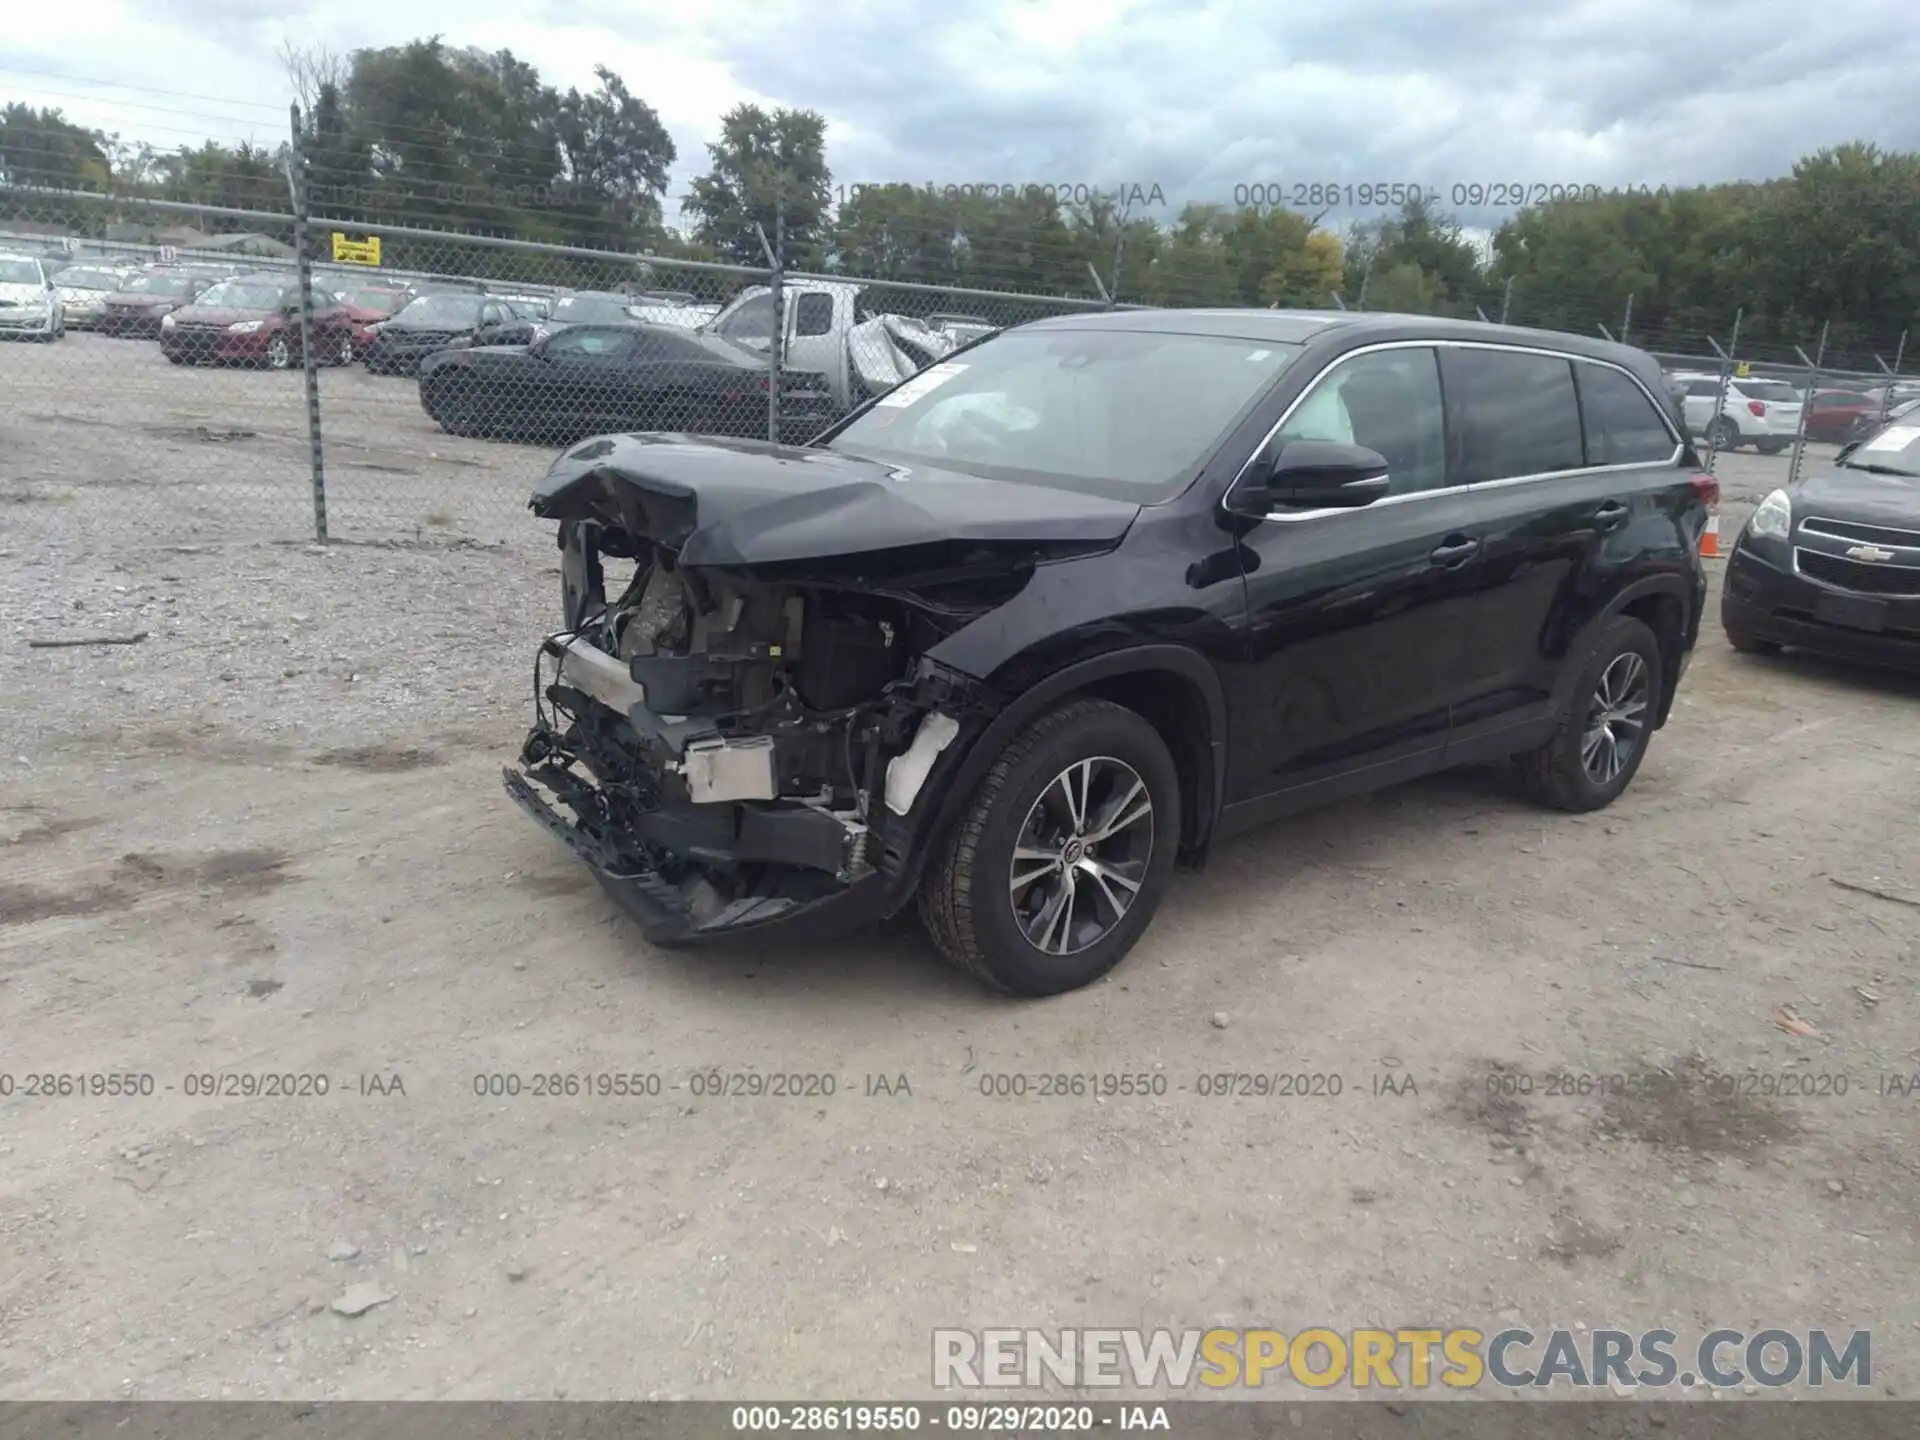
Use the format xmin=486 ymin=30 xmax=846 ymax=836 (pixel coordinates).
xmin=267 ymin=335 xmax=291 ymax=369
xmin=336 ymin=333 xmax=355 ymax=365
xmin=1008 ymin=756 xmax=1154 ymax=956
xmin=1581 ymin=652 xmax=1650 ymax=786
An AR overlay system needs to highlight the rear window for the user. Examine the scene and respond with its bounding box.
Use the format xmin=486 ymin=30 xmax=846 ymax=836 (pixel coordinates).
xmin=1739 ymin=381 xmax=1800 ymax=402
xmin=1576 ymin=364 xmax=1676 ymax=465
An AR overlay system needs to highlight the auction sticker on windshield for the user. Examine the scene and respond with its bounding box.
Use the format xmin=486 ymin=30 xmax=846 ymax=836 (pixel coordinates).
xmin=874 ymin=362 xmax=969 ymax=408
xmin=1862 ymin=425 xmax=1920 ymax=451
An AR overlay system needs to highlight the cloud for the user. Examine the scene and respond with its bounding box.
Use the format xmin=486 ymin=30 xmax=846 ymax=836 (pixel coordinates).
xmin=3 ymin=0 xmax=1917 ymax=232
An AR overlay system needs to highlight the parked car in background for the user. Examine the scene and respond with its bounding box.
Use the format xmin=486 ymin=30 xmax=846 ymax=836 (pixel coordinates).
xmin=329 ymin=283 xmax=411 ymax=358
xmin=505 ymin=311 xmax=1708 ymax=994
xmin=159 ymin=274 xmax=358 ymax=368
xmin=51 ymin=264 xmax=137 ymax=330
xmin=439 ymin=290 xmax=637 ymax=351
xmin=97 ymin=270 xmax=221 ymax=337
xmin=361 ymin=293 xmax=530 ymax=375
xmin=1723 ymin=420 xmax=1920 ymax=670
xmin=1802 ymin=389 xmax=1883 ymax=444
xmin=0 ymin=253 xmax=64 ymax=341
xmin=1672 ymin=372 xmax=1803 ymax=453
xmin=700 ymin=279 xmax=975 ymax=413
xmin=416 ymin=322 xmax=837 ymax=443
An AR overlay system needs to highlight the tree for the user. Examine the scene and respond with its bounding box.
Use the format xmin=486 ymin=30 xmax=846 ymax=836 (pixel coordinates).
xmin=0 ymin=104 xmax=112 ymax=190
xmin=682 ymin=105 xmax=831 ymax=265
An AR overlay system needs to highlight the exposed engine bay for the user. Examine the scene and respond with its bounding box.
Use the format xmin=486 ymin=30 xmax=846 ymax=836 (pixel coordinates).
xmin=510 ymin=519 xmax=1017 ymax=935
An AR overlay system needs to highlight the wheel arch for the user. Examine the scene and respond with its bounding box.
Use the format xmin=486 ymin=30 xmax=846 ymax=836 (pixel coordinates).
xmin=908 ymin=646 xmax=1228 ymax=895
xmin=1551 ymin=574 xmax=1693 ymax=728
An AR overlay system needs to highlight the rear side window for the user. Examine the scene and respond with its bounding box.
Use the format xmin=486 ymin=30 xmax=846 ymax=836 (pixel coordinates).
xmin=1442 ymin=349 xmax=1583 ymax=484
xmin=1576 ymin=363 xmax=1677 ymax=465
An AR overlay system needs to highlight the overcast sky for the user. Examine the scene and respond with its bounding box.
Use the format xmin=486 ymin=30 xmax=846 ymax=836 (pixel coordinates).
xmin=4 ymin=0 xmax=1917 ymax=235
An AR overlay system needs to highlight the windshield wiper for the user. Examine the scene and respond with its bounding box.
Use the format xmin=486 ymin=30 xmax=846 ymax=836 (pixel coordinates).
xmin=1843 ymin=461 xmax=1920 ymax=478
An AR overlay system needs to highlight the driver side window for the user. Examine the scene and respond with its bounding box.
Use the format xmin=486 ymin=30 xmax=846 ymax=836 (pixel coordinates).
xmin=1268 ymin=348 xmax=1447 ymax=496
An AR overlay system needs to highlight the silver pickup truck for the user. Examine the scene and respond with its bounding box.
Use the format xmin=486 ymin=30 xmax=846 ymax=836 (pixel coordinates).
xmin=700 ymin=279 xmax=989 ymax=413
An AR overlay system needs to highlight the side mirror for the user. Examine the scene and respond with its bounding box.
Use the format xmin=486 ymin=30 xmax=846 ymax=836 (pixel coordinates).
xmin=1240 ymin=440 xmax=1392 ymax=511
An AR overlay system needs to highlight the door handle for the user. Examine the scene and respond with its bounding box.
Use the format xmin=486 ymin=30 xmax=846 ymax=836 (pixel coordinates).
xmin=1429 ymin=536 xmax=1480 ymax=567
xmin=1593 ymin=500 xmax=1629 ymax=531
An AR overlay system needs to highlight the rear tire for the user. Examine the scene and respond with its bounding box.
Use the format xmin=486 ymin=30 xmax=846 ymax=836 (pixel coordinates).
xmin=1756 ymin=439 xmax=1788 ymax=455
xmin=1707 ymin=417 xmax=1741 ymax=451
xmin=918 ymin=698 xmax=1180 ymax=997
xmin=1514 ymin=616 xmax=1664 ymax=814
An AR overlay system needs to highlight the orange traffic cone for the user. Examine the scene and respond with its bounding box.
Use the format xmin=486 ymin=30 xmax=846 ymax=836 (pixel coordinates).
xmin=1700 ymin=511 xmax=1720 ymax=558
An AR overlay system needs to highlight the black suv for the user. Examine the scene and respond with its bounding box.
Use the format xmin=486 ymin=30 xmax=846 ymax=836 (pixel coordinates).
xmin=506 ymin=311 xmax=1711 ymax=996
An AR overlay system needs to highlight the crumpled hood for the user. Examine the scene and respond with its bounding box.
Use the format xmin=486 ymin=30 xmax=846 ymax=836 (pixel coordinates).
xmin=529 ymin=433 xmax=1140 ymax=569
xmin=1795 ymin=465 xmax=1920 ymax=526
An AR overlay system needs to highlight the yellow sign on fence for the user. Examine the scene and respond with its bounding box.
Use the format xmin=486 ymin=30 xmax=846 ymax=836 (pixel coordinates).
xmin=1733 ymin=361 xmax=1751 ymax=378
xmin=330 ymin=233 xmax=381 ymax=267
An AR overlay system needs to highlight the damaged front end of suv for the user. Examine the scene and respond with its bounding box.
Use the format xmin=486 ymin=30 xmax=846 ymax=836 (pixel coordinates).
xmin=504 ymin=432 xmax=1138 ymax=943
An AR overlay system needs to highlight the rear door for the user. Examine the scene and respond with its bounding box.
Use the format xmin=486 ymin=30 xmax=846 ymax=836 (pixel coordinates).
xmin=1444 ymin=347 xmax=1686 ymax=760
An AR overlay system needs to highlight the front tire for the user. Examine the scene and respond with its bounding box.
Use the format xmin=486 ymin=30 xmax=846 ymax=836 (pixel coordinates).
xmin=334 ymin=332 xmax=356 ymax=366
xmin=266 ymin=333 xmax=292 ymax=370
xmin=918 ymin=698 xmax=1180 ymax=997
xmin=1514 ymin=616 xmax=1664 ymax=813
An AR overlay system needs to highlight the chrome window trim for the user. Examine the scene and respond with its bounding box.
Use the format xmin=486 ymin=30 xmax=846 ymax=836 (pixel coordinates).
xmin=1224 ymin=337 xmax=1685 ymax=524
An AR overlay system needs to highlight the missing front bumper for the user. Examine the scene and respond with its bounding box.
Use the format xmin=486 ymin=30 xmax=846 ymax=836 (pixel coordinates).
xmin=502 ymin=764 xmax=887 ymax=944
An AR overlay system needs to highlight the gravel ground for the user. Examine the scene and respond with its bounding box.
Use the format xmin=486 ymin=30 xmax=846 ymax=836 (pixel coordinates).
xmin=2 ymin=337 xmax=1917 ymax=1404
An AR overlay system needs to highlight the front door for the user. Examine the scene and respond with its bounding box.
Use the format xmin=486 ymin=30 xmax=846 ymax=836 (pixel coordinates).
xmin=1224 ymin=344 xmax=1485 ymax=812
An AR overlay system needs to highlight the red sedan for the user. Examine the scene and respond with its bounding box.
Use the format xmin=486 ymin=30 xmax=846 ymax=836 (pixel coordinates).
xmin=1802 ymin=390 xmax=1882 ymax=443
xmin=158 ymin=275 xmax=358 ymax=368
xmin=330 ymin=283 xmax=411 ymax=358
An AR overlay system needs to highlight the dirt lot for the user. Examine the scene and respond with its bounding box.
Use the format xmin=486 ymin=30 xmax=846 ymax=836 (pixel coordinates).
xmin=1 ymin=335 xmax=1917 ymax=1402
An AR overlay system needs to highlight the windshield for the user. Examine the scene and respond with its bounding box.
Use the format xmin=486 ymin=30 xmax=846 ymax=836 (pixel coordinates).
xmin=196 ymin=280 xmax=286 ymax=310
xmin=829 ymin=328 xmax=1304 ymax=502
xmin=395 ymin=294 xmax=485 ymax=325
xmin=711 ymin=291 xmax=776 ymax=345
xmin=0 ymin=259 xmax=43 ymax=284
xmin=1845 ymin=421 xmax=1920 ymax=477
xmin=121 ymin=274 xmax=198 ymax=297
xmin=551 ymin=294 xmax=633 ymax=324
xmin=341 ymin=288 xmax=406 ymax=314
xmin=57 ymin=268 xmax=124 ymax=291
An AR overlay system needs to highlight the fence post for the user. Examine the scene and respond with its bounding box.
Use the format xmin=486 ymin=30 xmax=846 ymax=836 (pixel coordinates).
xmin=1702 ymin=308 xmax=1743 ymax=475
xmin=1499 ymin=276 xmax=1513 ymax=324
xmin=1621 ymin=293 xmax=1634 ymax=346
xmin=1786 ymin=321 xmax=1829 ymax=487
xmin=754 ymin=194 xmax=785 ymax=446
xmin=1874 ymin=329 xmax=1908 ymax=428
xmin=287 ymin=104 xmax=327 ymax=543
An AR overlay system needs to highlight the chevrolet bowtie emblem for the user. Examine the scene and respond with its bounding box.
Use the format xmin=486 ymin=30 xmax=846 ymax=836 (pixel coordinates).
xmin=1846 ymin=544 xmax=1895 ymax=562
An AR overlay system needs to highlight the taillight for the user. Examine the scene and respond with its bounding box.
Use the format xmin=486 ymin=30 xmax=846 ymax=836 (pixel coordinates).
xmin=1748 ymin=400 xmax=1766 ymax=416
xmin=1690 ymin=473 xmax=1720 ymax=507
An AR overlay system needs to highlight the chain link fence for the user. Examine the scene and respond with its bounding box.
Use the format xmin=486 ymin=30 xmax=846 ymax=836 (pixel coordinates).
xmin=0 ymin=185 xmax=1128 ymax=552
xmin=5 ymin=182 xmax=1917 ymax=558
